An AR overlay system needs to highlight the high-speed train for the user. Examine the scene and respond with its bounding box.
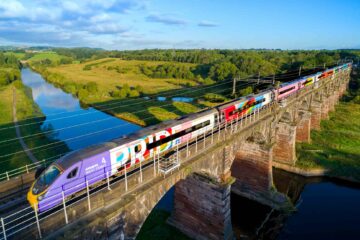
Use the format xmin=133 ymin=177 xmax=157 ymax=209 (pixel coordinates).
xmin=27 ymin=63 xmax=352 ymax=212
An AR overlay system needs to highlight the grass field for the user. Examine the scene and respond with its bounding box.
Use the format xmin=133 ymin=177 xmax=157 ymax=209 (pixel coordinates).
xmin=34 ymin=58 xmax=233 ymax=126
xmin=296 ymin=70 xmax=360 ymax=181
xmin=46 ymin=58 xmax=199 ymax=99
xmin=4 ymin=52 xmax=26 ymax=60
xmin=26 ymin=51 xmax=68 ymax=63
xmin=0 ymin=81 xmax=68 ymax=172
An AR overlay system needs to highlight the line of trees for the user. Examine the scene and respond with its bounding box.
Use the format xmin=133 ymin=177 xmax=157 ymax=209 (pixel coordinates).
xmin=0 ymin=53 xmax=21 ymax=86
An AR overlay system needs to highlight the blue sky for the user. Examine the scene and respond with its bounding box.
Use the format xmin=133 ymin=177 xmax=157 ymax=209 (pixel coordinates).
xmin=0 ymin=0 xmax=359 ymax=50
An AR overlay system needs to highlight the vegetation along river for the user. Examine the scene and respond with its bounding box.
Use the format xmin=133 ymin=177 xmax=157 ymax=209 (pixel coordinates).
xmin=139 ymin=170 xmax=360 ymax=240
xmin=21 ymin=68 xmax=140 ymax=152
xmin=21 ymin=67 xmax=360 ymax=239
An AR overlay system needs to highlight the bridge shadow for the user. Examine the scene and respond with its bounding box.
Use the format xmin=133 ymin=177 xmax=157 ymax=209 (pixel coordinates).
xmin=90 ymin=81 xmax=234 ymax=126
xmin=0 ymin=115 xmax=69 ymax=173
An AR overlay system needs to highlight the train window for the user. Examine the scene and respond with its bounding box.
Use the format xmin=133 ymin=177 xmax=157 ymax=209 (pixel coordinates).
xmin=303 ymin=79 xmax=313 ymax=86
xmin=147 ymin=120 xmax=211 ymax=149
xmin=279 ymin=86 xmax=296 ymax=95
xmin=67 ymin=167 xmax=78 ymax=179
xmin=134 ymin=144 xmax=141 ymax=153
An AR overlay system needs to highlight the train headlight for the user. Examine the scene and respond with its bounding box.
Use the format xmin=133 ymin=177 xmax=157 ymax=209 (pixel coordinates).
xmin=37 ymin=195 xmax=44 ymax=201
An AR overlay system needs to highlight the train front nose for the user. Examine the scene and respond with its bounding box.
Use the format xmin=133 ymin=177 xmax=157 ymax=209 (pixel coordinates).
xmin=27 ymin=189 xmax=38 ymax=210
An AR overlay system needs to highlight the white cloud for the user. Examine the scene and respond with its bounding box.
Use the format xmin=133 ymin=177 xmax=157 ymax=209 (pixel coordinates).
xmin=198 ymin=20 xmax=218 ymax=27
xmin=0 ymin=0 xmax=26 ymax=18
xmin=146 ymin=13 xmax=187 ymax=25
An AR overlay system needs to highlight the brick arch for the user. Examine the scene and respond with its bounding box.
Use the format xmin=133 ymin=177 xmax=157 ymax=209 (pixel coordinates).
xmin=299 ymin=99 xmax=309 ymax=110
xmin=313 ymin=91 xmax=322 ymax=102
xmin=280 ymin=111 xmax=292 ymax=123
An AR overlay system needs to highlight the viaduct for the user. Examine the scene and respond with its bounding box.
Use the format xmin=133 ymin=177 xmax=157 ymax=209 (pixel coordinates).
xmin=4 ymin=69 xmax=351 ymax=240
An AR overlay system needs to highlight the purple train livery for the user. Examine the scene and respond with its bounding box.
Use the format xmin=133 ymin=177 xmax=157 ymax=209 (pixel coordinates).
xmin=27 ymin=62 xmax=352 ymax=212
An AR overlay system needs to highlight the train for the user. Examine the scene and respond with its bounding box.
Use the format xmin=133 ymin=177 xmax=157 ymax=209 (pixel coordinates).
xmin=27 ymin=63 xmax=352 ymax=212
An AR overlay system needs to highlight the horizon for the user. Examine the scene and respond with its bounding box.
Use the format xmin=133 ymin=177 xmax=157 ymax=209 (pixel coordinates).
xmin=0 ymin=0 xmax=359 ymax=50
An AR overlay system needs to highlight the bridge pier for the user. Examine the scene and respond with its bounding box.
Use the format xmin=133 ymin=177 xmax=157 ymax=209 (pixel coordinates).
xmin=310 ymin=101 xmax=322 ymax=130
xmin=296 ymin=110 xmax=311 ymax=143
xmin=168 ymin=172 xmax=234 ymax=240
xmin=273 ymin=122 xmax=297 ymax=165
xmin=321 ymin=100 xmax=330 ymax=120
xmin=231 ymin=141 xmax=288 ymax=209
xmin=328 ymin=94 xmax=335 ymax=112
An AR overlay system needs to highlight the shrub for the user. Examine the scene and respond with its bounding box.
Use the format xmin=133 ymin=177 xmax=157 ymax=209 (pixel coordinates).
xmin=111 ymin=89 xmax=127 ymax=98
xmin=185 ymin=81 xmax=197 ymax=87
xmin=122 ymin=83 xmax=130 ymax=92
xmin=135 ymin=85 xmax=143 ymax=92
xmin=204 ymin=93 xmax=226 ymax=102
xmin=13 ymin=80 xmax=23 ymax=89
xmin=128 ymin=90 xmax=140 ymax=98
xmin=86 ymin=82 xmax=98 ymax=93
xmin=83 ymin=65 xmax=92 ymax=71
xmin=77 ymin=88 xmax=89 ymax=99
xmin=63 ymin=82 xmax=77 ymax=94
xmin=239 ymin=86 xmax=253 ymax=96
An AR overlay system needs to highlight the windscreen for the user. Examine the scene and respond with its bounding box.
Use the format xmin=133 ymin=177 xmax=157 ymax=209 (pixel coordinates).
xmin=32 ymin=165 xmax=61 ymax=194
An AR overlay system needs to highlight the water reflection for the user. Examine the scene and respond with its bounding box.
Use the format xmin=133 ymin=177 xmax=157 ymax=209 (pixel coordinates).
xmin=21 ymin=68 xmax=141 ymax=151
xmin=152 ymin=168 xmax=360 ymax=240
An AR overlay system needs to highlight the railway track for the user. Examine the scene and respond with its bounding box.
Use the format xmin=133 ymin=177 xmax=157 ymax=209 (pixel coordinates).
xmin=0 ymin=115 xmax=247 ymax=239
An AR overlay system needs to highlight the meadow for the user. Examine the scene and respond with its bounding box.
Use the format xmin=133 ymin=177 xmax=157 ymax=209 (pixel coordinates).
xmin=0 ymin=73 xmax=68 ymax=172
xmin=296 ymin=69 xmax=360 ymax=181
xmin=34 ymin=58 xmax=231 ymax=126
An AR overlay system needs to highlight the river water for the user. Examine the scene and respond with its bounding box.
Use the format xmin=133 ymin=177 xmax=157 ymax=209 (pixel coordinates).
xmin=21 ymin=68 xmax=360 ymax=239
xmin=21 ymin=68 xmax=140 ymax=151
xmin=153 ymin=169 xmax=360 ymax=239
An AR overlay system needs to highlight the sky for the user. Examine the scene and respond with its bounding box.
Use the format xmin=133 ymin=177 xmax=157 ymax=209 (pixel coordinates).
xmin=0 ymin=0 xmax=359 ymax=50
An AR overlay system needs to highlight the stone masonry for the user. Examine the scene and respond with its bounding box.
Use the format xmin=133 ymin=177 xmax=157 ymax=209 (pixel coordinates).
xmin=273 ymin=122 xmax=297 ymax=165
xmin=310 ymin=101 xmax=322 ymax=130
xmin=295 ymin=110 xmax=311 ymax=143
xmin=168 ymin=172 xmax=233 ymax=240
xmin=18 ymin=69 xmax=350 ymax=240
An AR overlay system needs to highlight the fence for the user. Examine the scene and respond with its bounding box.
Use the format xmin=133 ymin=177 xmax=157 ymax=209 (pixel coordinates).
xmin=0 ymin=102 xmax=275 ymax=240
xmin=0 ymin=71 xmax=349 ymax=239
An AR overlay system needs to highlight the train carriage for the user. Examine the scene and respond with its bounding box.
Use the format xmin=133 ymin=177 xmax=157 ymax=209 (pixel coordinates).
xmin=299 ymin=75 xmax=316 ymax=89
xmin=28 ymin=109 xmax=218 ymax=212
xmin=217 ymin=90 xmax=273 ymax=122
xmin=277 ymin=80 xmax=299 ymax=100
xmin=27 ymin=62 xmax=353 ymax=213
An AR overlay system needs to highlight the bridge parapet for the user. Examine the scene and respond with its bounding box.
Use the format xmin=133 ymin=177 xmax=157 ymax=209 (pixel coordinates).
xmin=3 ymin=68 xmax=351 ymax=240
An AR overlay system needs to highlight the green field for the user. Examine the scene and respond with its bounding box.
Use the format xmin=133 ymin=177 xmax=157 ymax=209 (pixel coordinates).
xmin=0 ymin=80 xmax=68 ymax=172
xmin=31 ymin=58 xmax=231 ymax=126
xmin=45 ymin=58 xmax=200 ymax=98
xmin=137 ymin=210 xmax=191 ymax=240
xmin=296 ymin=70 xmax=360 ymax=181
xmin=26 ymin=51 xmax=68 ymax=63
xmin=4 ymin=52 xmax=26 ymax=60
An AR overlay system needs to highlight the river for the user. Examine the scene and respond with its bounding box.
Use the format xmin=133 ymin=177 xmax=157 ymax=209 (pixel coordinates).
xmin=152 ymin=169 xmax=360 ymax=239
xmin=21 ymin=68 xmax=140 ymax=151
xmin=22 ymin=68 xmax=360 ymax=239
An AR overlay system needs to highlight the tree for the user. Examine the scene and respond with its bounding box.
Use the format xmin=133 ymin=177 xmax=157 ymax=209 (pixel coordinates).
xmin=77 ymin=89 xmax=89 ymax=99
xmin=209 ymin=62 xmax=238 ymax=81
xmin=239 ymin=86 xmax=253 ymax=96
xmin=128 ymin=90 xmax=140 ymax=97
xmin=86 ymin=82 xmax=98 ymax=93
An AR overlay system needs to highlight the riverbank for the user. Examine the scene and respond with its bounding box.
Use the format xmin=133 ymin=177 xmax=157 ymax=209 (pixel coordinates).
xmin=0 ymin=80 xmax=69 ymax=171
xmin=294 ymin=69 xmax=360 ymax=182
xmin=28 ymin=59 xmax=229 ymax=126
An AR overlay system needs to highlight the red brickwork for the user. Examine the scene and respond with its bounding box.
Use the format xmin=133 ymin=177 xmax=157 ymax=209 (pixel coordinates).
xmin=273 ymin=122 xmax=297 ymax=165
xmin=321 ymin=101 xmax=329 ymax=120
xmin=231 ymin=142 xmax=272 ymax=194
xmin=310 ymin=102 xmax=322 ymax=130
xmin=296 ymin=111 xmax=311 ymax=143
xmin=168 ymin=173 xmax=233 ymax=240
